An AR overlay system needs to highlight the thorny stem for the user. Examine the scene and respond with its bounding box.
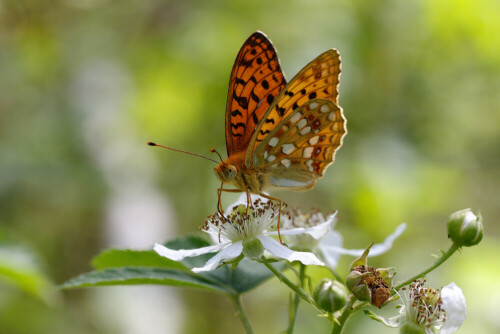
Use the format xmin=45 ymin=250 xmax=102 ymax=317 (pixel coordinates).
xmin=330 ymin=295 xmax=355 ymax=334
xmin=394 ymin=243 xmax=460 ymax=291
xmin=264 ymin=262 xmax=320 ymax=311
xmin=232 ymin=293 xmax=254 ymax=334
xmin=286 ymin=264 xmax=306 ymax=334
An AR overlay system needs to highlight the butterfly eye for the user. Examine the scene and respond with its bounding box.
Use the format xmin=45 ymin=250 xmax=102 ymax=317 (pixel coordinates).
xmin=225 ymin=165 xmax=237 ymax=179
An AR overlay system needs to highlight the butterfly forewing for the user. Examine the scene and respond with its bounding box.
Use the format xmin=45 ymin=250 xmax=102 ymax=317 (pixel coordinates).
xmin=225 ymin=31 xmax=287 ymax=156
xmin=251 ymin=99 xmax=346 ymax=189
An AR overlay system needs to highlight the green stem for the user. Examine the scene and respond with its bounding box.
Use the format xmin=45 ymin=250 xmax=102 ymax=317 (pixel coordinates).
xmin=287 ymin=264 xmax=306 ymax=334
xmin=330 ymin=295 xmax=355 ymax=334
xmin=232 ymin=293 xmax=254 ymax=334
xmin=264 ymin=262 xmax=320 ymax=310
xmin=394 ymin=243 xmax=460 ymax=291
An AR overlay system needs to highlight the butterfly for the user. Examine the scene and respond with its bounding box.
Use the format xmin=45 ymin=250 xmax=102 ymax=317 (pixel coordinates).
xmin=213 ymin=31 xmax=347 ymax=240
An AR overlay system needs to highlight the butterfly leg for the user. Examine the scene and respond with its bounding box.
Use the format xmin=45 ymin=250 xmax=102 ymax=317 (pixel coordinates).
xmin=258 ymin=192 xmax=283 ymax=245
xmin=217 ymin=186 xmax=245 ymax=214
xmin=245 ymin=186 xmax=251 ymax=215
xmin=216 ymin=186 xmax=244 ymax=243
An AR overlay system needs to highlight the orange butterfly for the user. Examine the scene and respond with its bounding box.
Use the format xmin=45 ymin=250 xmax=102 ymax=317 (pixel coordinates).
xmin=213 ymin=31 xmax=347 ymax=239
xmin=149 ymin=31 xmax=346 ymax=241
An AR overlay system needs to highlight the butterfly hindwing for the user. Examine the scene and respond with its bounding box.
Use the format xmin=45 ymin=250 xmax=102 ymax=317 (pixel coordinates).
xmin=246 ymin=49 xmax=342 ymax=165
xmin=252 ymin=99 xmax=346 ymax=190
xmin=225 ymin=31 xmax=287 ymax=156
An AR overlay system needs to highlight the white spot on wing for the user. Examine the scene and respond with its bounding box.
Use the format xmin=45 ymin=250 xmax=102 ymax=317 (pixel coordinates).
xmin=282 ymin=143 xmax=296 ymax=155
xmin=290 ymin=112 xmax=301 ymax=123
xmin=267 ymin=155 xmax=276 ymax=162
xmin=321 ymin=104 xmax=330 ymax=113
xmin=306 ymin=160 xmax=314 ymax=172
xmin=328 ymin=112 xmax=334 ymax=121
xmin=269 ymin=137 xmax=279 ymax=147
xmin=264 ymin=151 xmax=268 ymax=159
xmin=299 ymin=126 xmax=311 ymax=135
xmin=297 ymin=119 xmax=307 ymax=129
xmin=309 ymin=136 xmax=319 ymax=145
xmin=281 ymin=159 xmax=291 ymax=168
xmin=303 ymin=147 xmax=313 ymax=158
xmin=309 ymin=102 xmax=318 ymax=110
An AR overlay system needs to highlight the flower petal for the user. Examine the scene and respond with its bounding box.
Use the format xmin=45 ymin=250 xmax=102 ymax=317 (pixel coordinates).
xmin=192 ymin=241 xmax=243 ymax=273
xmin=363 ymin=310 xmax=403 ymax=328
xmin=154 ymin=242 xmax=225 ymax=261
xmin=257 ymin=235 xmax=324 ymax=266
xmin=267 ymin=213 xmax=336 ymax=239
xmin=440 ymin=282 xmax=466 ymax=334
xmin=325 ymin=223 xmax=406 ymax=257
xmin=318 ymin=230 xmax=343 ymax=269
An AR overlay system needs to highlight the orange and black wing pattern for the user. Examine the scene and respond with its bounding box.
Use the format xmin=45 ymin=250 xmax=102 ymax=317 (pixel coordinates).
xmin=225 ymin=31 xmax=287 ymax=156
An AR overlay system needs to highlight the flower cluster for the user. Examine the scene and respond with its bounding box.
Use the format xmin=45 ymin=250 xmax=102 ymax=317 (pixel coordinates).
xmin=154 ymin=196 xmax=325 ymax=272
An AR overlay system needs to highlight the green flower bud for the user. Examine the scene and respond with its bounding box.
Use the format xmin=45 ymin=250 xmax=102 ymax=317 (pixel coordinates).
xmin=351 ymin=281 xmax=372 ymax=303
xmin=447 ymin=208 xmax=483 ymax=247
xmin=313 ymin=279 xmax=348 ymax=313
xmin=242 ymin=237 xmax=264 ymax=259
xmin=345 ymin=270 xmax=369 ymax=292
xmin=399 ymin=322 xmax=425 ymax=334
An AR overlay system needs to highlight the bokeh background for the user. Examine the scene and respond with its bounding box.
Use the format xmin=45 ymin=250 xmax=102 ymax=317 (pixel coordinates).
xmin=1 ymin=0 xmax=499 ymax=333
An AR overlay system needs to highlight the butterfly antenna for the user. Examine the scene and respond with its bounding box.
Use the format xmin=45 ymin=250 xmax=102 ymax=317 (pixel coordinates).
xmin=210 ymin=148 xmax=225 ymax=164
xmin=147 ymin=142 xmax=218 ymax=164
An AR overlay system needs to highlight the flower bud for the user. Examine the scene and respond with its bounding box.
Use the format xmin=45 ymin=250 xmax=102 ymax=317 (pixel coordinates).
xmin=242 ymin=237 xmax=264 ymax=259
xmin=313 ymin=279 xmax=348 ymax=313
xmin=447 ymin=208 xmax=483 ymax=247
xmin=351 ymin=280 xmax=372 ymax=303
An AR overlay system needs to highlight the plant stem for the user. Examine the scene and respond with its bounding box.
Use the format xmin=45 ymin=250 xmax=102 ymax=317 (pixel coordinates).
xmin=394 ymin=243 xmax=460 ymax=291
xmin=330 ymin=295 xmax=355 ymax=334
xmin=232 ymin=293 xmax=254 ymax=334
xmin=287 ymin=264 xmax=306 ymax=334
xmin=264 ymin=262 xmax=320 ymax=310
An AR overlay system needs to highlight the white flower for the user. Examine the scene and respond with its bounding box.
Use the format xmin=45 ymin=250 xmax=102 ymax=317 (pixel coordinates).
xmin=398 ymin=280 xmax=466 ymax=334
xmin=154 ymin=196 xmax=324 ymax=273
xmin=365 ymin=280 xmax=466 ymax=334
xmin=278 ymin=207 xmax=406 ymax=270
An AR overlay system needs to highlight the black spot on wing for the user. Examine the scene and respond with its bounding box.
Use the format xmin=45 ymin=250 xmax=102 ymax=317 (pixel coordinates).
xmin=252 ymin=113 xmax=259 ymax=124
xmin=231 ymin=109 xmax=243 ymax=117
xmin=234 ymin=77 xmax=246 ymax=85
xmin=231 ymin=122 xmax=245 ymax=129
xmin=275 ymin=105 xmax=286 ymax=116
xmin=251 ymin=92 xmax=260 ymax=103
xmin=233 ymin=91 xmax=249 ymax=109
xmin=266 ymin=94 xmax=274 ymax=104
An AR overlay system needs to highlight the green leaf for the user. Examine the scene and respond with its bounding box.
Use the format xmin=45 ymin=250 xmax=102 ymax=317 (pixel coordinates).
xmin=0 ymin=244 xmax=59 ymax=305
xmin=65 ymin=234 xmax=283 ymax=295
xmin=91 ymin=249 xmax=186 ymax=270
xmin=60 ymin=267 xmax=233 ymax=294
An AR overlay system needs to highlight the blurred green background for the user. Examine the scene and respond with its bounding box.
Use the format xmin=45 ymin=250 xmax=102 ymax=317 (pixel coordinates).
xmin=1 ymin=0 xmax=499 ymax=333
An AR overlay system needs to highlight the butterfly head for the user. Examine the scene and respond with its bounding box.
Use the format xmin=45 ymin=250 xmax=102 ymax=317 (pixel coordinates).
xmin=214 ymin=163 xmax=238 ymax=182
